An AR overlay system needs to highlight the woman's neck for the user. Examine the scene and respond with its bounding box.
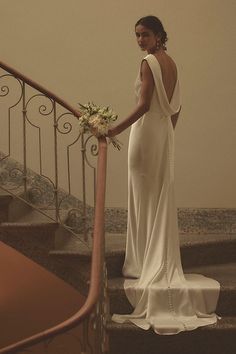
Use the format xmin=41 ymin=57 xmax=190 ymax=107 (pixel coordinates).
xmin=147 ymin=47 xmax=165 ymax=55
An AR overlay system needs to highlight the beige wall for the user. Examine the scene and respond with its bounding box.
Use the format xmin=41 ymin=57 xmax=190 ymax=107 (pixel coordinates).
xmin=1 ymin=0 xmax=236 ymax=208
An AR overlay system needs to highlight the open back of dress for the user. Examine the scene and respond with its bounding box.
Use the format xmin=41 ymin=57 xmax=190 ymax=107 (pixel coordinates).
xmin=112 ymin=54 xmax=220 ymax=334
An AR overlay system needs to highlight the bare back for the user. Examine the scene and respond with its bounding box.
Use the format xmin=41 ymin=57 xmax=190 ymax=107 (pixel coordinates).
xmin=153 ymin=52 xmax=177 ymax=103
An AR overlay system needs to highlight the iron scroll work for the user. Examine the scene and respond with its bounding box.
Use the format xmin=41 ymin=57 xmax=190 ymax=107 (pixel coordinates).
xmin=0 ymin=69 xmax=99 ymax=244
xmin=0 ymin=63 xmax=109 ymax=354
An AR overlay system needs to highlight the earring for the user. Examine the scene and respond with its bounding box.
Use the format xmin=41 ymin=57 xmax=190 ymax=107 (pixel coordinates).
xmin=156 ymin=39 xmax=161 ymax=51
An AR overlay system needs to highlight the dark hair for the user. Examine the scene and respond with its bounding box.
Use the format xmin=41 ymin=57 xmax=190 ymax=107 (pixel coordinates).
xmin=135 ymin=15 xmax=168 ymax=50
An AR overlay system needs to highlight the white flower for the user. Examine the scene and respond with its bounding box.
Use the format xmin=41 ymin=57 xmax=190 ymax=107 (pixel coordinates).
xmin=77 ymin=102 xmax=121 ymax=150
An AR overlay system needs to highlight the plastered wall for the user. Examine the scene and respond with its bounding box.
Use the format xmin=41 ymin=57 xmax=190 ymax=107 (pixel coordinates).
xmin=1 ymin=0 xmax=236 ymax=208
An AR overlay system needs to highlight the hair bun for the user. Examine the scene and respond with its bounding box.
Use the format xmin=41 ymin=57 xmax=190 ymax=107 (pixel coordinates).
xmin=135 ymin=15 xmax=168 ymax=50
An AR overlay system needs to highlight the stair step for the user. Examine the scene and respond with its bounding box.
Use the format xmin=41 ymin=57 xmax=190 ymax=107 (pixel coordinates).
xmin=0 ymin=207 xmax=70 ymax=235
xmin=5 ymin=207 xmax=62 ymax=223
xmin=108 ymin=262 xmax=236 ymax=317
xmin=180 ymin=234 xmax=236 ymax=269
xmin=106 ymin=232 xmax=236 ymax=276
xmin=0 ymin=194 xmax=12 ymax=206
xmin=0 ymin=209 xmax=58 ymax=269
xmin=106 ymin=317 xmax=236 ymax=354
xmin=0 ymin=190 xmax=69 ymax=224
xmin=0 ymin=190 xmax=13 ymax=222
xmin=51 ymin=233 xmax=236 ymax=278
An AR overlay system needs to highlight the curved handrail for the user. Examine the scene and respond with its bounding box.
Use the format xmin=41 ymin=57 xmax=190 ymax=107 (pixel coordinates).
xmin=0 ymin=138 xmax=107 ymax=354
xmin=0 ymin=60 xmax=81 ymax=118
xmin=0 ymin=61 xmax=108 ymax=353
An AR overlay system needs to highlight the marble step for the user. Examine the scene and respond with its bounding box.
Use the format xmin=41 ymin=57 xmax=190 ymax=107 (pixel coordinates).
xmin=51 ymin=233 xmax=236 ymax=279
xmin=106 ymin=316 xmax=236 ymax=354
xmin=0 ymin=223 xmax=86 ymax=295
xmin=0 ymin=192 xmax=92 ymax=294
xmin=108 ymin=262 xmax=236 ymax=317
xmin=106 ymin=233 xmax=236 ymax=277
xmin=0 ymin=204 xmax=60 ymax=273
xmin=0 ymin=207 xmax=59 ymax=249
xmin=0 ymin=223 xmax=57 ymax=269
xmin=0 ymin=190 xmax=16 ymax=222
xmin=0 ymin=187 xmax=33 ymax=222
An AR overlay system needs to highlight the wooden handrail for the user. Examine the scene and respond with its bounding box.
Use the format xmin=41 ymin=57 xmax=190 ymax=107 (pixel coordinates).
xmin=0 ymin=60 xmax=81 ymax=118
xmin=0 ymin=61 xmax=107 ymax=353
xmin=0 ymin=138 xmax=107 ymax=354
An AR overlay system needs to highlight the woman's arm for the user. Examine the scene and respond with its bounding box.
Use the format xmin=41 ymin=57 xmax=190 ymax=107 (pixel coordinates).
xmin=108 ymin=60 xmax=154 ymax=137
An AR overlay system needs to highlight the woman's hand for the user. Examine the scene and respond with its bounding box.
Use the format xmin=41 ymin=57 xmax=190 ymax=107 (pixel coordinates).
xmin=91 ymin=127 xmax=101 ymax=137
xmin=107 ymin=127 xmax=117 ymax=138
xmin=74 ymin=109 xmax=81 ymax=117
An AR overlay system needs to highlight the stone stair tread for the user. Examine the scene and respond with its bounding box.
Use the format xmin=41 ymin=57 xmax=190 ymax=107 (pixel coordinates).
xmin=51 ymin=232 xmax=236 ymax=256
xmin=107 ymin=233 xmax=236 ymax=253
xmin=0 ymin=188 xmax=13 ymax=199
xmin=51 ymin=232 xmax=126 ymax=255
xmin=185 ymin=262 xmax=236 ymax=287
xmin=108 ymin=263 xmax=236 ymax=318
xmin=0 ymin=208 xmax=69 ymax=225
xmin=0 ymin=189 xmax=13 ymax=204
xmin=106 ymin=316 xmax=236 ymax=332
xmin=0 ymin=185 xmax=25 ymax=197
xmin=50 ymin=242 xmax=91 ymax=255
xmin=180 ymin=233 xmax=236 ymax=246
xmin=108 ymin=262 xmax=236 ymax=292
xmin=0 ymin=188 xmax=10 ymax=196
xmin=0 ymin=222 xmax=57 ymax=229
xmin=107 ymin=317 xmax=236 ymax=354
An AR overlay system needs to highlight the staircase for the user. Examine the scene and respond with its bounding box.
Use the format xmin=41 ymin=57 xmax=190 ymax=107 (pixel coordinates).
xmin=106 ymin=236 xmax=236 ymax=354
xmin=52 ymin=230 xmax=236 ymax=354
xmin=0 ymin=156 xmax=108 ymax=353
xmin=0 ymin=239 xmax=85 ymax=353
xmin=1 ymin=60 xmax=236 ymax=354
xmin=0 ymin=59 xmax=109 ymax=353
xmin=1 ymin=188 xmax=236 ymax=353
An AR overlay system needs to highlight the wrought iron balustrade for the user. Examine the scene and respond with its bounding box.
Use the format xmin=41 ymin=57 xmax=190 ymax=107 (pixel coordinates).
xmin=0 ymin=60 xmax=108 ymax=354
xmin=0 ymin=61 xmax=100 ymax=242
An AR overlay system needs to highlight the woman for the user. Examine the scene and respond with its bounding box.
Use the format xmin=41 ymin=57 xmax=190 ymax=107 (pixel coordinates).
xmin=109 ymin=16 xmax=220 ymax=334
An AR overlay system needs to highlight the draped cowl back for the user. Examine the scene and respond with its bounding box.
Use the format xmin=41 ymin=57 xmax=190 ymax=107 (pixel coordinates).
xmin=144 ymin=54 xmax=181 ymax=116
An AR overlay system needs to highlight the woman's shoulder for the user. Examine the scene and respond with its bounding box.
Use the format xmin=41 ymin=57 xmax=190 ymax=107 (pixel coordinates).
xmin=141 ymin=53 xmax=176 ymax=74
xmin=153 ymin=52 xmax=177 ymax=79
xmin=145 ymin=52 xmax=176 ymax=68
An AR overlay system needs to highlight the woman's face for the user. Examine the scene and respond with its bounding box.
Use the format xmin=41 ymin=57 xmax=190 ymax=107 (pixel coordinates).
xmin=135 ymin=24 xmax=159 ymax=53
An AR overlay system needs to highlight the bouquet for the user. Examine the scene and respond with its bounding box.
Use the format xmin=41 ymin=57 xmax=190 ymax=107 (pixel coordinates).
xmin=77 ymin=102 xmax=121 ymax=150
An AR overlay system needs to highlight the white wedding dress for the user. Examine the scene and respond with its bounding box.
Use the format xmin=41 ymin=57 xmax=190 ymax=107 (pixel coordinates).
xmin=112 ymin=54 xmax=220 ymax=335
